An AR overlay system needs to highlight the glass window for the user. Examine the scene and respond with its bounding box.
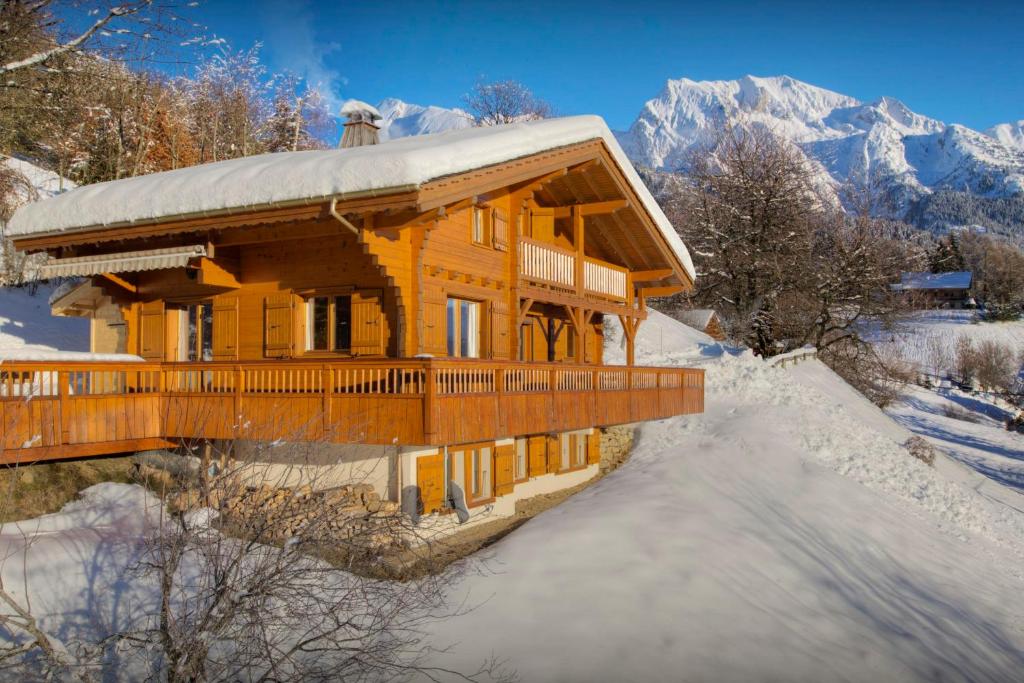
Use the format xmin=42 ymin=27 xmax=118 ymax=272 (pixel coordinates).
xmin=306 ymin=294 xmax=353 ymax=353
xmin=515 ymin=439 xmax=528 ymax=480
xmin=181 ymin=302 xmax=214 ymax=362
xmin=309 ymin=297 xmax=329 ymax=351
xmin=334 ymin=295 xmax=351 ymax=352
xmin=446 ymin=297 xmax=480 ymax=358
xmin=472 ymin=207 xmax=487 ymax=244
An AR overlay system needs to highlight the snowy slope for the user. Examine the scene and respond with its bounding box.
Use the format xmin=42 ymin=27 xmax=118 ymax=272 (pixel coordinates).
xmin=5 ymin=312 xmax=1024 ymax=681
xmin=988 ymin=120 xmax=1024 ymax=152
xmin=421 ymin=316 xmax=1024 ymax=680
xmin=617 ymin=75 xmax=1024 ymax=214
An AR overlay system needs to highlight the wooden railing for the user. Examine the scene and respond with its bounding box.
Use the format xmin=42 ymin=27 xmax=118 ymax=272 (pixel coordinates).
xmin=518 ymin=236 xmax=576 ymax=291
xmin=583 ymin=257 xmax=629 ymax=302
xmin=518 ymin=236 xmax=631 ymax=303
xmin=0 ymin=359 xmax=704 ymax=463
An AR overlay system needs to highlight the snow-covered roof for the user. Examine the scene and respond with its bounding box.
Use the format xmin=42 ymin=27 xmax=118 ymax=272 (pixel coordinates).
xmin=7 ymin=116 xmax=695 ymax=281
xmin=894 ymin=271 xmax=972 ymax=291
xmin=676 ymin=309 xmax=717 ymax=330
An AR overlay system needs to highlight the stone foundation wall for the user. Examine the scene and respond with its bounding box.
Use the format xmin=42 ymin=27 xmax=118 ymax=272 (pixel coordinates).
xmin=600 ymin=425 xmax=636 ymax=473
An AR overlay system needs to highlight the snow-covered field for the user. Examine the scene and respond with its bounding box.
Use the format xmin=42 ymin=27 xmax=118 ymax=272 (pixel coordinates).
xmin=3 ymin=310 xmax=1024 ymax=680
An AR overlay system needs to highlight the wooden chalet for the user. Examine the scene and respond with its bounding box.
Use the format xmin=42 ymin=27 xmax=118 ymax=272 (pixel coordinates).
xmin=2 ymin=113 xmax=703 ymax=521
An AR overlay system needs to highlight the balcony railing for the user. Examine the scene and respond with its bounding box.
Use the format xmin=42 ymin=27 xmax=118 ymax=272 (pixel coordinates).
xmin=0 ymin=358 xmax=704 ymax=463
xmin=518 ymin=236 xmax=630 ymax=303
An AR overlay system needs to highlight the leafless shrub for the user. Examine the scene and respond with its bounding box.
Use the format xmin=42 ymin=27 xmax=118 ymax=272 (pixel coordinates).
xmin=904 ymin=436 xmax=936 ymax=467
xmin=820 ymin=337 xmax=910 ymax=408
xmin=954 ymin=337 xmax=1020 ymax=393
xmin=463 ymin=79 xmax=551 ymax=126
xmin=942 ymin=405 xmax=983 ymax=424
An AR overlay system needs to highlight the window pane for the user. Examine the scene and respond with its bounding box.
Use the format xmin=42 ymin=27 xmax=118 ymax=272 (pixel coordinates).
xmin=310 ymin=297 xmax=329 ymax=351
xmin=334 ymin=295 xmax=351 ymax=351
xmin=460 ymin=300 xmax=479 ymax=358
xmin=187 ymin=305 xmax=199 ymax=362
xmin=200 ymin=304 xmax=214 ymax=361
xmin=446 ymin=298 xmax=457 ymax=356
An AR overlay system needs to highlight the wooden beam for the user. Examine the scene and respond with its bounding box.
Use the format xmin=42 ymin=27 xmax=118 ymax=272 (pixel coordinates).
xmin=547 ymin=199 xmax=629 ymax=218
xmin=640 ymin=285 xmax=685 ymax=298
xmin=632 ymin=269 xmax=674 ymax=282
xmin=97 ymin=272 xmax=137 ymax=294
xmin=195 ymin=257 xmax=241 ymax=289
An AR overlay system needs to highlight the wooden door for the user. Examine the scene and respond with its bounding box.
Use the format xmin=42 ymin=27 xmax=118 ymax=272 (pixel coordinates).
xmin=351 ymin=289 xmax=384 ymax=356
xmin=139 ymin=301 xmax=165 ymax=361
xmin=263 ymin=293 xmax=293 ymax=358
xmin=416 ymin=451 xmax=445 ymax=515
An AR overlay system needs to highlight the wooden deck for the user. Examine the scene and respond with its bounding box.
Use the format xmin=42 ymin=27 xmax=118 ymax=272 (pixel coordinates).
xmin=0 ymin=359 xmax=704 ymax=464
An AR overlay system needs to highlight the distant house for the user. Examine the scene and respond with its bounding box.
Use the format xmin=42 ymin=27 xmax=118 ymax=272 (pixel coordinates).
xmin=676 ymin=309 xmax=726 ymax=340
xmin=891 ymin=271 xmax=973 ymax=309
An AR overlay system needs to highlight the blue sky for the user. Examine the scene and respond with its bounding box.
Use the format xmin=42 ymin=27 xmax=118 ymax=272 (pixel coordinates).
xmin=182 ymin=0 xmax=1022 ymax=131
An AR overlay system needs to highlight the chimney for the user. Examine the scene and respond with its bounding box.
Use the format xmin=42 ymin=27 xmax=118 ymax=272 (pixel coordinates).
xmin=339 ymin=99 xmax=382 ymax=148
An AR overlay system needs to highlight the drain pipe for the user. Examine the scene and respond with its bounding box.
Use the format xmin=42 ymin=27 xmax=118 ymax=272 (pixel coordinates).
xmin=329 ymin=198 xmax=360 ymax=235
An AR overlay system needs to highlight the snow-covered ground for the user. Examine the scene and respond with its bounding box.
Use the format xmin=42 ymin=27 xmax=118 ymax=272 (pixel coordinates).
xmin=870 ymin=310 xmax=1024 ymax=494
xmin=3 ymin=310 xmax=1024 ymax=680
xmin=0 ymin=284 xmax=89 ymax=360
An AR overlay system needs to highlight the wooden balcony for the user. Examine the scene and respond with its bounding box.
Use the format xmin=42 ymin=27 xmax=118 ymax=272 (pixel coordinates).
xmin=517 ymin=236 xmax=633 ymax=309
xmin=0 ymin=359 xmax=704 ymax=464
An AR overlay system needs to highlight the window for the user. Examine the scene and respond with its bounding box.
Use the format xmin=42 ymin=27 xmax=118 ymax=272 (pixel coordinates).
xmin=471 ymin=206 xmax=489 ymax=245
xmin=446 ymin=297 xmax=480 ymax=358
xmin=514 ymin=438 xmax=528 ymax=481
xmin=558 ymin=433 xmax=588 ymax=471
xmin=178 ymin=302 xmax=214 ymax=361
xmin=306 ymin=295 xmax=352 ymax=353
xmin=449 ymin=444 xmax=493 ymax=506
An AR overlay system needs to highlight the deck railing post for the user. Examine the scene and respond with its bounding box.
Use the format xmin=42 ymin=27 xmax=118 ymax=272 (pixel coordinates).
xmin=495 ymin=366 xmax=506 ymax=437
xmin=57 ymin=369 xmax=69 ymax=445
xmin=234 ymin=365 xmax=244 ymax=438
xmin=323 ymin=365 xmax=333 ymax=441
xmin=423 ymin=361 xmax=437 ymax=444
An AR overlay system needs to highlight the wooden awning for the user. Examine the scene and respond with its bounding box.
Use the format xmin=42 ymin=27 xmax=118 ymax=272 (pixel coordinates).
xmin=40 ymin=244 xmax=206 ymax=278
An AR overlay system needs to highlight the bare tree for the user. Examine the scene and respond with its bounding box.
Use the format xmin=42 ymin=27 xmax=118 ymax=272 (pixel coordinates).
xmin=463 ymin=80 xmax=551 ymax=126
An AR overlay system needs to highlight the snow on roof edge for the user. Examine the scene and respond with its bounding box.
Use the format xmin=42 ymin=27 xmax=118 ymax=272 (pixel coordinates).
xmin=8 ymin=116 xmax=694 ymax=281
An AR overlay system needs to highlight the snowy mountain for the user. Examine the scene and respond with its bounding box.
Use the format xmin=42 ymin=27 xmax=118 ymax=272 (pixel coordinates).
xmin=617 ymin=75 xmax=1024 ymax=222
xmin=375 ymin=98 xmax=472 ymax=141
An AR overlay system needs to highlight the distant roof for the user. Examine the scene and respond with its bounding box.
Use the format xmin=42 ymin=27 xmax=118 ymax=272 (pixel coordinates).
xmin=894 ymin=271 xmax=972 ymax=291
xmin=8 ymin=116 xmax=694 ymax=281
xmin=676 ymin=309 xmax=717 ymax=330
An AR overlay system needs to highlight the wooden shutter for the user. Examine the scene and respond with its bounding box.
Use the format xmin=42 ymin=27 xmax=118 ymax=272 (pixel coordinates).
xmin=416 ymin=451 xmax=445 ymax=515
xmin=587 ymin=431 xmax=601 ymax=465
xmin=351 ymin=289 xmax=385 ymax=356
xmin=212 ymin=297 xmax=239 ymax=361
xmin=528 ymin=436 xmax=547 ymax=477
xmin=489 ymin=301 xmax=510 ymax=359
xmin=139 ymin=301 xmax=165 ymax=361
xmin=546 ymin=435 xmax=561 ymax=474
xmin=494 ymin=443 xmax=515 ymax=496
xmin=263 ymin=293 xmax=293 ymax=358
xmin=492 ymin=207 xmax=509 ymax=251
xmin=422 ymin=288 xmax=447 ymax=356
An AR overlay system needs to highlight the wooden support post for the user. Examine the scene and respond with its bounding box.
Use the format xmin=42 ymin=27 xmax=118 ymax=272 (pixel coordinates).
xmin=423 ymin=362 xmax=437 ymax=444
xmin=572 ymin=205 xmax=585 ymax=297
